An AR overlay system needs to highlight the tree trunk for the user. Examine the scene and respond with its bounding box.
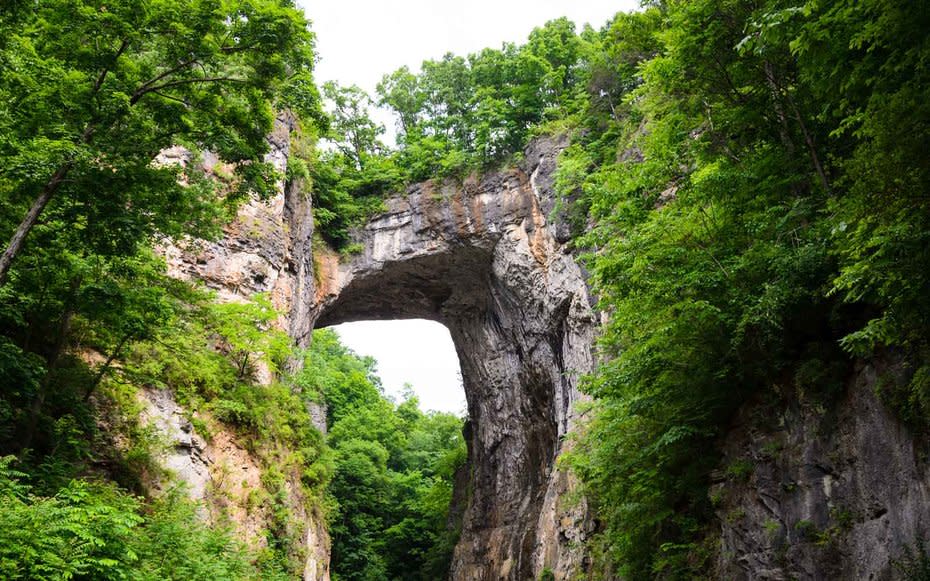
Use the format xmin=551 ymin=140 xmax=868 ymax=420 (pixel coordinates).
xmin=85 ymin=332 xmax=133 ymax=401
xmin=0 ymin=40 xmax=129 ymax=287
xmin=21 ymin=276 xmax=81 ymax=451
xmin=0 ymin=162 xmax=74 ymax=286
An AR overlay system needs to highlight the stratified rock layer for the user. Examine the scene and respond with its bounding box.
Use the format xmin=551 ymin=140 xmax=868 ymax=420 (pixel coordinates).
xmin=163 ymin=117 xmax=930 ymax=580
xmin=167 ymin=126 xmax=595 ymax=579
xmin=161 ymin=113 xmax=331 ymax=581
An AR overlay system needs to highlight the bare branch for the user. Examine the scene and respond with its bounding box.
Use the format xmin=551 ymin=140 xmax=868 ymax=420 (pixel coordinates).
xmin=151 ymin=90 xmax=190 ymax=106
xmin=132 ymin=55 xmax=202 ymax=99
xmin=93 ymin=38 xmax=130 ymax=95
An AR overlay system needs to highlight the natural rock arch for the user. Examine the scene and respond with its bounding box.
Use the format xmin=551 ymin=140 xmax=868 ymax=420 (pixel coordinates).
xmin=165 ymin=123 xmax=596 ymax=579
xmin=312 ymin=137 xmax=596 ymax=580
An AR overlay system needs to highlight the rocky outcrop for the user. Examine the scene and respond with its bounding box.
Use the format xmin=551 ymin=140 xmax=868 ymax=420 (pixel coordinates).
xmin=140 ymin=386 xmax=211 ymax=501
xmin=159 ymin=113 xmax=930 ymax=581
xmin=162 ymin=112 xmax=319 ymax=350
xmin=313 ymin=135 xmax=597 ymax=580
xmin=714 ymin=358 xmax=930 ymax=580
xmin=159 ymin=112 xmax=330 ymax=580
xmin=138 ymin=385 xmax=331 ymax=581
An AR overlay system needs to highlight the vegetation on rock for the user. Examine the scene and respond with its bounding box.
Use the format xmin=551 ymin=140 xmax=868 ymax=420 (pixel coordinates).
xmin=2 ymin=0 xmax=929 ymax=579
xmin=316 ymin=1 xmax=930 ymax=577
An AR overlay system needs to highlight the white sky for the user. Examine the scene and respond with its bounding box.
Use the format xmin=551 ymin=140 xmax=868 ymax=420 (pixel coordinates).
xmin=330 ymin=320 xmax=465 ymax=414
xmin=300 ymin=0 xmax=638 ymax=414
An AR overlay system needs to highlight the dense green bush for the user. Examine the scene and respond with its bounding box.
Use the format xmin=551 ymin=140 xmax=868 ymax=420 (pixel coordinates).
xmin=3 ymin=0 xmax=928 ymax=578
xmin=0 ymin=457 xmax=254 ymax=580
xmin=553 ymin=1 xmax=930 ymax=577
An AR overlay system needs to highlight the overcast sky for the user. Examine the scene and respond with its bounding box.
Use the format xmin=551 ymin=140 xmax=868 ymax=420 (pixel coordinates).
xmin=302 ymin=0 xmax=640 ymax=94
xmin=330 ymin=320 xmax=466 ymax=414
xmin=299 ymin=0 xmax=638 ymax=414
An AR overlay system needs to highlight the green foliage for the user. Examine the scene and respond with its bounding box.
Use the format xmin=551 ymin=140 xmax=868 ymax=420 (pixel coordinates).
xmin=307 ymin=82 xmax=397 ymax=247
xmin=310 ymin=18 xmax=605 ymax=247
xmin=123 ymin=291 xmax=333 ymax=575
xmin=724 ymin=460 xmax=754 ymax=483
xmin=208 ymin=294 xmax=292 ymax=381
xmin=0 ymin=0 xmax=321 ymax=283
xmin=1 ymin=1 xmax=927 ymax=579
xmin=0 ymin=456 xmax=254 ymax=580
xmin=557 ymin=0 xmax=930 ymax=577
xmin=0 ymin=15 xmax=327 ymax=570
xmin=380 ymin=18 xmax=588 ymax=178
xmin=313 ymin=330 xmax=466 ymax=581
xmin=296 ymin=329 xmax=376 ymax=414
xmin=895 ymin=539 xmax=930 ymax=581
xmin=0 ymin=1 xmax=383 ymax=579
xmin=0 ymin=241 xmax=330 ymax=578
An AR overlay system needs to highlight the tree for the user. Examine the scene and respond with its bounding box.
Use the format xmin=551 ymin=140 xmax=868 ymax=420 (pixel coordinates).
xmin=209 ymin=294 xmax=292 ymax=381
xmin=314 ymin=330 xmax=466 ymax=581
xmin=322 ymin=81 xmax=386 ymax=171
xmin=0 ymin=0 xmax=319 ymax=284
xmin=376 ymin=67 xmax=423 ymax=138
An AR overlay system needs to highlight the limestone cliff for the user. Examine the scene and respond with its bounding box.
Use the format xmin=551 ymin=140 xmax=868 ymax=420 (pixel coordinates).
xmin=138 ymin=387 xmax=330 ymax=581
xmin=165 ymin=124 xmax=597 ymax=578
xmin=157 ymin=112 xmax=329 ymax=581
xmin=713 ymin=358 xmax=930 ymax=581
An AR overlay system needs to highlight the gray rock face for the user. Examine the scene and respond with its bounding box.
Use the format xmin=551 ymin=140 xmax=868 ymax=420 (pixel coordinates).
xmin=715 ymin=358 xmax=930 ymax=580
xmin=162 ymin=117 xmax=930 ymax=580
xmin=140 ymin=386 xmax=211 ymax=501
xmin=314 ymin=135 xmax=596 ymax=580
xmin=161 ymin=113 xmax=330 ymax=581
xmin=163 ymin=111 xmax=319 ymax=348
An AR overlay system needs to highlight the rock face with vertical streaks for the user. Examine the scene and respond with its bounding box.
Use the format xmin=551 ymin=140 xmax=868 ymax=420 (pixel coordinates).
xmin=158 ymin=113 xmax=331 ymax=581
xmin=162 ymin=116 xmax=930 ymax=581
xmin=313 ymin=134 xmax=597 ymax=580
xmin=714 ymin=357 xmax=930 ymax=581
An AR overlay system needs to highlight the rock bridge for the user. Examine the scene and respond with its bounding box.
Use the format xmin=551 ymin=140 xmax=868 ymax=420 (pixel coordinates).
xmin=167 ymin=124 xmax=596 ymax=579
xmin=313 ymin=136 xmax=596 ymax=579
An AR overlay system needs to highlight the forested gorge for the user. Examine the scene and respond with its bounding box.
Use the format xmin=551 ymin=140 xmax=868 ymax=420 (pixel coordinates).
xmin=1 ymin=0 xmax=929 ymax=579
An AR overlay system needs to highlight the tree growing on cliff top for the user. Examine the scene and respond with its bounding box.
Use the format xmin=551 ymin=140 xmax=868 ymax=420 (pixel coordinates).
xmin=0 ymin=0 xmax=323 ymax=285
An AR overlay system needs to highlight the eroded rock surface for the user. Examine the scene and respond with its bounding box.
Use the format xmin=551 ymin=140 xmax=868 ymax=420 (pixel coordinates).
xmin=715 ymin=359 xmax=930 ymax=580
xmin=160 ymin=113 xmax=330 ymax=580
xmin=140 ymin=387 xmax=331 ymax=581
xmin=313 ymin=135 xmax=596 ymax=580
xmin=168 ymin=129 xmax=597 ymax=578
xmin=160 ymin=111 xmax=930 ymax=581
xmin=162 ymin=112 xmax=319 ymax=350
xmin=140 ymin=386 xmax=211 ymax=501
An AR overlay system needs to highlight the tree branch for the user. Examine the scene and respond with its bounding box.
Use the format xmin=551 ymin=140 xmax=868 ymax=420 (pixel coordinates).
xmin=151 ymin=90 xmax=190 ymax=106
xmin=131 ymin=76 xmax=248 ymax=105
xmin=0 ymin=163 xmax=75 ymax=285
xmin=132 ymin=55 xmax=202 ymax=98
xmin=93 ymin=38 xmax=130 ymax=95
xmin=85 ymin=332 xmax=134 ymax=401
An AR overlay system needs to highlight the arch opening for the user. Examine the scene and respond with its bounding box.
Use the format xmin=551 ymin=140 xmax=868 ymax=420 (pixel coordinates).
xmin=328 ymin=319 xmax=465 ymax=414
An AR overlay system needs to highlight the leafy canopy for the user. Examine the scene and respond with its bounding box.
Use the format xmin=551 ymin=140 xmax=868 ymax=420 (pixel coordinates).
xmin=0 ymin=0 xmax=322 ymax=281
